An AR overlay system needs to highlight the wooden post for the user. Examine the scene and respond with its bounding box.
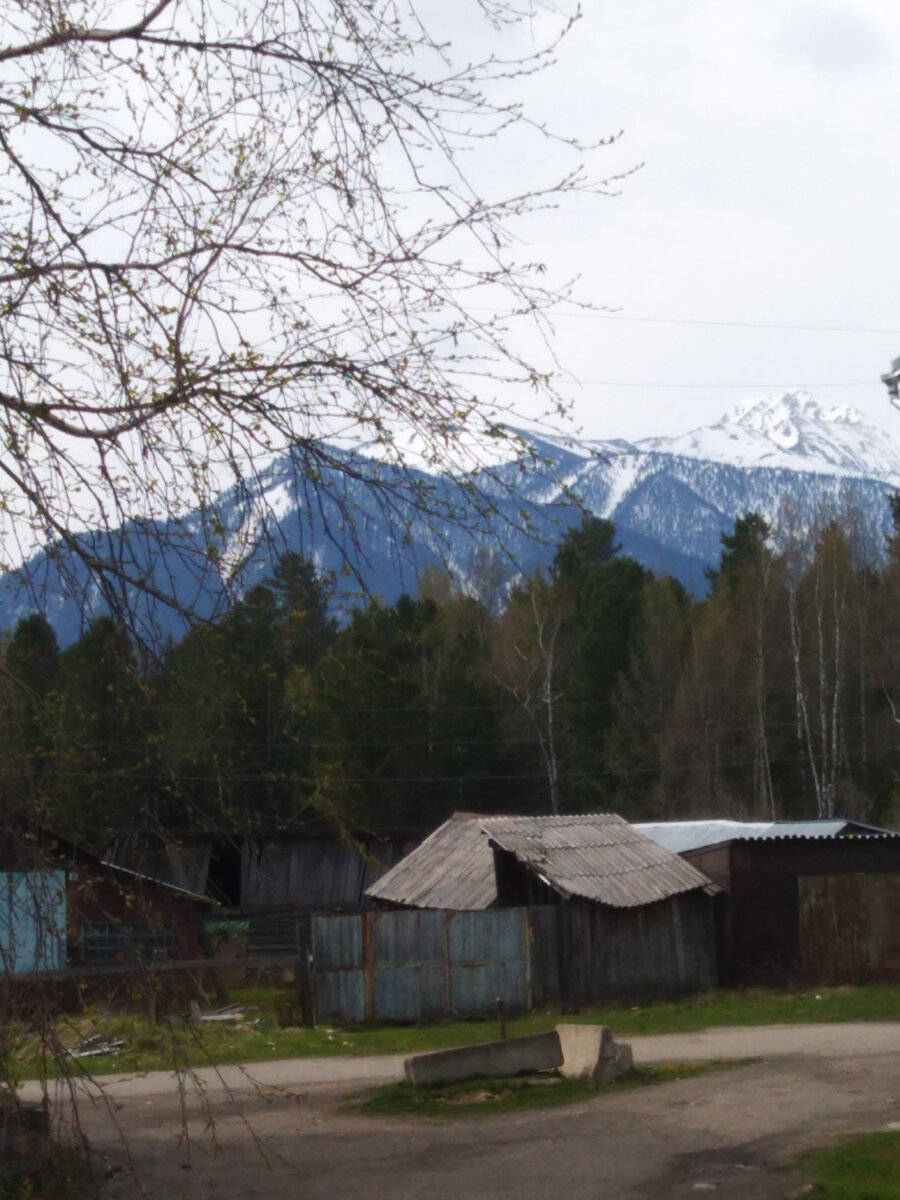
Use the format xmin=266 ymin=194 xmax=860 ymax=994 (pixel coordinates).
xmin=555 ymin=901 xmax=571 ymax=1013
xmin=294 ymin=914 xmax=314 ymax=1026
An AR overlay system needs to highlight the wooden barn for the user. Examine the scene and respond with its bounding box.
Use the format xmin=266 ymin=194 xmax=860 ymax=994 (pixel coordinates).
xmin=365 ymin=813 xmax=720 ymax=1002
xmin=104 ymin=824 xmax=419 ymax=956
xmin=0 ymin=820 xmax=211 ymax=982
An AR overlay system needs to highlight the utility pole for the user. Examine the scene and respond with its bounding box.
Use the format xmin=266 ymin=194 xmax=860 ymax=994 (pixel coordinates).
xmin=880 ymin=356 xmax=900 ymax=403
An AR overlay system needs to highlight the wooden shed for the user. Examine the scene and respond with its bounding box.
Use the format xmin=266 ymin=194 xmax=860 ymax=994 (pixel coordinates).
xmin=636 ymin=820 xmax=900 ymax=985
xmin=105 ymin=824 xmax=420 ymax=957
xmin=366 ymin=813 xmax=721 ymax=999
xmin=0 ymin=820 xmax=212 ymax=981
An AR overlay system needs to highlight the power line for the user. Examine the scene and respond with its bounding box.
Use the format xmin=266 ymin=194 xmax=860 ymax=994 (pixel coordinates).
xmin=476 ymin=307 xmax=900 ymax=335
xmin=552 ymin=312 xmax=900 ymax=335
xmin=559 ymin=379 xmax=884 ymax=389
xmin=15 ymin=733 xmax=900 ymax=785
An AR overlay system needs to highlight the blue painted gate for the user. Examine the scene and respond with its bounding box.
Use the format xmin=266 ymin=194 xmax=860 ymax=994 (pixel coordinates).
xmin=311 ymin=908 xmax=531 ymax=1024
xmin=0 ymin=871 xmax=68 ymax=976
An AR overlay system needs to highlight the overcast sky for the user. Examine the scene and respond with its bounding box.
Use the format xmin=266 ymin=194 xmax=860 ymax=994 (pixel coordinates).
xmin=484 ymin=0 xmax=900 ymax=442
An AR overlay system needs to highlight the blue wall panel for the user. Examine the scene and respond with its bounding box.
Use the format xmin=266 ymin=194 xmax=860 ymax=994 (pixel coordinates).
xmin=1 ymin=871 xmax=67 ymax=976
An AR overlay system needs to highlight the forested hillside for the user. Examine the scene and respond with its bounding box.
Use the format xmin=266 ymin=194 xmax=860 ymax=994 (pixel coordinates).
xmin=5 ymin=502 xmax=900 ymax=847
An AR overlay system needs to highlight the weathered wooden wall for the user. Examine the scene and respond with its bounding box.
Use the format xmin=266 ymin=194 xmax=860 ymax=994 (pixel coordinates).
xmin=527 ymin=894 xmax=718 ymax=1006
xmin=798 ymin=875 xmax=900 ymax=983
xmin=310 ymin=894 xmax=718 ymax=1024
xmin=68 ymin=866 xmax=207 ymax=964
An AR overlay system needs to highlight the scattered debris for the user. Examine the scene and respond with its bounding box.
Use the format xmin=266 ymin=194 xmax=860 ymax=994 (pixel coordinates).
xmin=189 ymin=1001 xmax=247 ymax=1023
xmin=65 ymin=1034 xmax=125 ymax=1060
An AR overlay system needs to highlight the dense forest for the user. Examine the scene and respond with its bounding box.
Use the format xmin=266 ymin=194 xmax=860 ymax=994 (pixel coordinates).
xmin=5 ymin=500 xmax=900 ymax=848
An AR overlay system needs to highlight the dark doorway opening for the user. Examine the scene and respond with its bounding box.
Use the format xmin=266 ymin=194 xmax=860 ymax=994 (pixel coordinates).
xmin=207 ymin=840 xmax=243 ymax=906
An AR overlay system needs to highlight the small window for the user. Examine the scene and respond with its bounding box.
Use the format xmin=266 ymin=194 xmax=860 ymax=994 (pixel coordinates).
xmin=76 ymin=922 xmax=179 ymax=963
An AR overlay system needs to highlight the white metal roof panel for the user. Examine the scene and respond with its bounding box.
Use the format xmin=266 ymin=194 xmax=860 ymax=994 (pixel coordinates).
xmin=634 ymin=819 xmax=899 ymax=854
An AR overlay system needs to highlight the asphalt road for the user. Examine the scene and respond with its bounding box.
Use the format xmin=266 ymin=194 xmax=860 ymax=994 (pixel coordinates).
xmin=23 ymin=1022 xmax=900 ymax=1200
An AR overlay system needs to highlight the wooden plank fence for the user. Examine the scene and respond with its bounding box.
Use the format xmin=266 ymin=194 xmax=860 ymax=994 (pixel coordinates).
xmin=1 ymin=893 xmax=718 ymax=1024
xmin=311 ymin=894 xmax=718 ymax=1024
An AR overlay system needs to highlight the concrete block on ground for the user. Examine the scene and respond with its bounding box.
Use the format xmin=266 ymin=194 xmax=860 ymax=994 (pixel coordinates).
xmin=556 ymin=1024 xmax=614 ymax=1079
xmin=593 ymin=1042 xmax=634 ymax=1083
xmin=556 ymin=1024 xmax=634 ymax=1083
xmin=405 ymin=1031 xmax=563 ymax=1087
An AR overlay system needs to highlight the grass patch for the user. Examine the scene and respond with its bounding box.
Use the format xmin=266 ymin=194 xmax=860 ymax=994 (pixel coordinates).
xmin=351 ymin=1060 xmax=749 ymax=1119
xmin=7 ymin=981 xmax=900 ymax=1080
xmin=799 ymin=1130 xmax=900 ymax=1198
xmin=8 ymin=1004 xmax=368 ymax=1081
xmin=594 ymin=984 xmax=900 ymax=1036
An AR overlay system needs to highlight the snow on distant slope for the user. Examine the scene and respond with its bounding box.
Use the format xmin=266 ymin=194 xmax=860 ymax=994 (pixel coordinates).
xmin=635 ymin=392 xmax=900 ymax=482
xmin=4 ymin=389 xmax=900 ymax=646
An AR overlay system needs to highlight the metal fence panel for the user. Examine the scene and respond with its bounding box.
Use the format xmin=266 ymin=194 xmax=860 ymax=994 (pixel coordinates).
xmin=373 ymin=963 xmax=446 ymax=1021
xmin=448 ymin=909 xmax=529 ymax=1017
xmin=311 ymin=908 xmax=534 ymax=1023
xmin=312 ymin=913 xmax=365 ymax=1023
xmin=449 ymin=961 xmax=527 ymax=1017
xmin=372 ymin=909 xmax=446 ymax=1021
xmin=372 ymin=908 xmax=445 ymax=967
xmin=313 ymin=913 xmax=363 ymax=968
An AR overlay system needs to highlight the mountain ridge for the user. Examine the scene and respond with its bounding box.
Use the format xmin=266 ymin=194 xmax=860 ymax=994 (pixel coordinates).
xmin=2 ymin=391 xmax=897 ymax=646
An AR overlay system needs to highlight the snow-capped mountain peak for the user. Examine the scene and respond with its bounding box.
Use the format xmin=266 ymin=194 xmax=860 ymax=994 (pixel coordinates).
xmin=636 ymin=391 xmax=900 ymax=483
xmin=4 ymin=388 xmax=900 ymax=646
xmin=727 ymin=391 xmax=861 ymax=442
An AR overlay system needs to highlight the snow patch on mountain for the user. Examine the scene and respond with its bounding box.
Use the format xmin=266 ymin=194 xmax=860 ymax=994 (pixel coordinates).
xmin=3 ymin=389 xmax=899 ymax=647
xmin=598 ymin=455 xmax=644 ymax=518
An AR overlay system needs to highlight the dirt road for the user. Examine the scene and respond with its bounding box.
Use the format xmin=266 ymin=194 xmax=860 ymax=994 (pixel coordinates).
xmin=46 ymin=1023 xmax=900 ymax=1199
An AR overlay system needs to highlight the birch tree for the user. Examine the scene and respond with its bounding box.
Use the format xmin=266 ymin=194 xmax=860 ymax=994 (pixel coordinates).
xmin=492 ymin=571 xmax=568 ymax=814
xmin=787 ymin=523 xmax=859 ymax=818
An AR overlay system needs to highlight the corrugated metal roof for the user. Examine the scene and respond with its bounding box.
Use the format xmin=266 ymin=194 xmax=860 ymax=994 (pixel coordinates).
xmin=365 ymin=813 xmax=716 ymax=910
xmin=483 ymin=815 xmax=717 ymax=907
xmin=364 ymin=816 xmax=497 ymax=910
xmin=634 ymin=819 xmax=900 ymax=854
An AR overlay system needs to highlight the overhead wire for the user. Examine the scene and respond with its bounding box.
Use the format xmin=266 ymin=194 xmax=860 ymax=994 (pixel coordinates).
xmin=547 ymin=312 xmax=900 ymax=335
xmin=557 ymin=379 xmax=884 ymax=389
xmin=474 ymin=306 xmax=900 ymax=335
xmin=469 ymin=305 xmax=898 ymax=389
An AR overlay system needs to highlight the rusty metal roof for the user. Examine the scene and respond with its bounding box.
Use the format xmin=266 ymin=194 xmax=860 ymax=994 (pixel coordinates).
xmin=634 ymin=819 xmax=900 ymax=854
xmin=365 ymin=813 xmax=716 ymax=910
xmin=483 ymin=815 xmax=717 ymax=907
